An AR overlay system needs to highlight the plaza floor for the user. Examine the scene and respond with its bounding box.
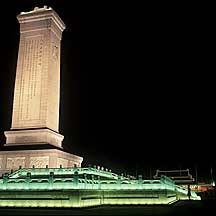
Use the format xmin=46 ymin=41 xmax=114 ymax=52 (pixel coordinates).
xmin=0 ymin=200 xmax=215 ymax=216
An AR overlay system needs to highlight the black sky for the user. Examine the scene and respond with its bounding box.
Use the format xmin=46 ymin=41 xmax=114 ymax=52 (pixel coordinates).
xmin=0 ymin=1 xmax=215 ymax=179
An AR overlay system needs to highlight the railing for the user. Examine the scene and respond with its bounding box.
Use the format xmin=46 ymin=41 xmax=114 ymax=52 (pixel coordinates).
xmin=8 ymin=165 xmax=121 ymax=180
xmin=0 ymin=169 xmax=177 ymax=191
xmin=0 ymin=167 xmax=200 ymax=200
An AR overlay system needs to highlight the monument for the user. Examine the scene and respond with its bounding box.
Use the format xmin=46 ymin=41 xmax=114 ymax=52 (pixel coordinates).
xmin=0 ymin=7 xmax=201 ymax=209
xmin=0 ymin=6 xmax=83 ymax=175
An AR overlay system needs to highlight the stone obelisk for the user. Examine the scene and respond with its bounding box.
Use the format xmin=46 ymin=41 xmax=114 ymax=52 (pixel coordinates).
xmin=0 ymin=6 xmax=83 ymax=175
xmin=5 ymin=6 xmax=65 ymax=148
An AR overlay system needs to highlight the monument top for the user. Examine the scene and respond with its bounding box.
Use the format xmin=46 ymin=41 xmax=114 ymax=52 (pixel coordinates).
xmin=20 ymin=5 xmax=52 ymax=14
xmin=17 ymin=5 xmax=66 ymax=32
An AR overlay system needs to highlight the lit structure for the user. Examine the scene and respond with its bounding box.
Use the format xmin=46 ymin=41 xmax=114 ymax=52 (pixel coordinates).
xmin=6 ymin=5 xmax=65 ymax=146
xmin=0 ymin=6 xmax=201 ymax=208
xmin=183 ymin=183 xmax=215 ymax=193
xmin=0 ymin=166 xmax=200 ymax=208
xmin=0 ymin=6 xmax=83 ymax=175
xmin=154 ymin=169 xmax=195 ymax=185
xmin=154 ymin=169 xmax=215 ymax=198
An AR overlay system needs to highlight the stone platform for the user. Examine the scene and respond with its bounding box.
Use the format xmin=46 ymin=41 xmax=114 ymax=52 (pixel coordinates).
xmin=0 ymin=167 xmax=201 ymax=208
xmin=0 ymin=144 xmax=83 ymax=176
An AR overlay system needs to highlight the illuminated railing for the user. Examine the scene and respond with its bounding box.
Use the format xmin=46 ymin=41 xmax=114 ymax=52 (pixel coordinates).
xmin=0 ymin=167 xmax=201 ymax=200
xmin=0 ymin=167 xmax=201 ymax=208
xmin=8 ymin=165 xmax=121 ymax=180
xmin=0 ymin=169 xmax=194 ymax=195
xmin=1 ymin=168 xmax=172 ymax=190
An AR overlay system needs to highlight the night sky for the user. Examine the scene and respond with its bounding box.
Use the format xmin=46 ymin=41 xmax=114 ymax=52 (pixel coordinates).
xmin=0 ymin=1 xmax=215 ymax=180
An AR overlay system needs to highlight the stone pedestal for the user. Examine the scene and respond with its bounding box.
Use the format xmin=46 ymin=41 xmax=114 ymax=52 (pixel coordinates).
xmin=4 ymin=129 xmax=64 ymax=148
xmin=0 ymin=148 xmax=83 ymax=176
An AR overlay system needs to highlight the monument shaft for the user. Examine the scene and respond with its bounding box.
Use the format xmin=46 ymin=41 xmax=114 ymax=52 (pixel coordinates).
xmin=12 ymin=7 xmax=65 ymax=131
xmin=4 ymin=7 xmax=66 ymax=147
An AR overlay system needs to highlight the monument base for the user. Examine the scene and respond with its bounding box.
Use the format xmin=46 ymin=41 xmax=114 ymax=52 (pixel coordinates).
xmin=0 ymin=145 xmax=83 ymax=176
xmin=4 ymin=129 xmax=64 ymax=148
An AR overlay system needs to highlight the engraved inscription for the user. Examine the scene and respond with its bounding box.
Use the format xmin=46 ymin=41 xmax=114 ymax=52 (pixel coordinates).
xmin=6 ymin=157 xmax=25 ymax=170
xmin=30 ymin=156 xmax=49 ymax=168
xmin=20 ymin=36 xmax=43 ymax=121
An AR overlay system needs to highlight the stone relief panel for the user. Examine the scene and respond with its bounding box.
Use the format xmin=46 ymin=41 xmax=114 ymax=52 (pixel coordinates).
xmin=30 ymin=156 xmax=49 ymax=168
xmin=6 ymin=157 xmax=25 ymax=170
xmin=57 ymin=158 xmax=68 ymax=168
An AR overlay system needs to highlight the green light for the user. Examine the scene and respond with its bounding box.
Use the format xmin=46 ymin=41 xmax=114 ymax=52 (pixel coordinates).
xmin=0 ymin=167 xmax=201 ymax=207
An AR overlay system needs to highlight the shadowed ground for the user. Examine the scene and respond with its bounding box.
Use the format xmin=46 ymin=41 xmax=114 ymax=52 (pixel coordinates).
xmin=0 ymin=200 xmax=215 ymax=216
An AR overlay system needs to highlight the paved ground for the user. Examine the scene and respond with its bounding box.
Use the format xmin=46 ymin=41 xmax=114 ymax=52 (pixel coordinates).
xmin=0 ymin=200 xmax=215 ymax=216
